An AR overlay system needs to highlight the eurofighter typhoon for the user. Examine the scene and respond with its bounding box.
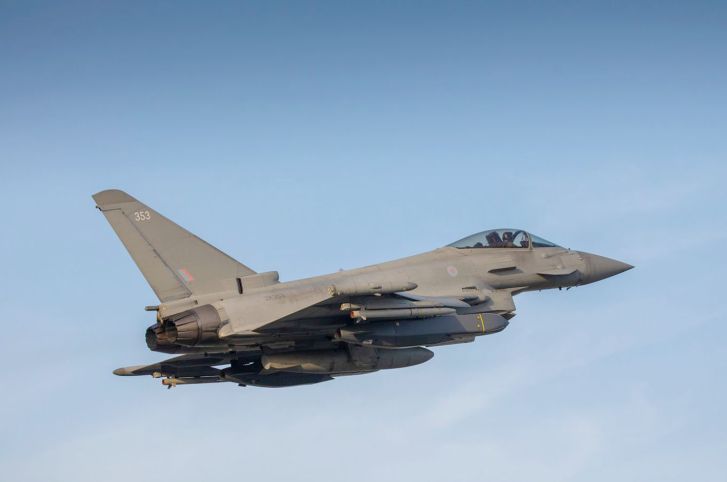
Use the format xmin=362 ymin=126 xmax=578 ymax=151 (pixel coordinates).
xmin=94 ymin=190 xmax=632 ymax=389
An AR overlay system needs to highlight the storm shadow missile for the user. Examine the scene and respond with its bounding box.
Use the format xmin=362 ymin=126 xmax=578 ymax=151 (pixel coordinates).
xmin=261 ymin=346 xmax=433 ymax=374
xmin=337 ymin=313 xmax=509 ymax=348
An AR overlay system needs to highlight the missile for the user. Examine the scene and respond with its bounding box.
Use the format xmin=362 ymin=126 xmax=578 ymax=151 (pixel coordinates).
xmin=337 ymin=313 xmax=509 ymax=348
xmin=328 ymin=280 xmax=418 ymax=297
xmin=261 ymin=346 xmax=433 ymax=374
xmin=161 ymin=376 xmax=223 ymax=387
xmin=350 ymin=307 xmax=456 ymax=321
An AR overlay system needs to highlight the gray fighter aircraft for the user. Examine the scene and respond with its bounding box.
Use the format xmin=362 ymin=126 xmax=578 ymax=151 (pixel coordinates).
xmin=94 ymin=189 xmax=632 ymax=389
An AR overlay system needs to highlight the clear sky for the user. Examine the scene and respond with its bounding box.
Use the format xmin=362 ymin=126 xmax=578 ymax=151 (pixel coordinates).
xmin=1 ymin=2 xmax=726 ymax=481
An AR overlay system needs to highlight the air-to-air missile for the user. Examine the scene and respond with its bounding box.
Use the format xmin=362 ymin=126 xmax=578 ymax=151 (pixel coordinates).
xmin=94 ymin=190 xmax=632 ymax=389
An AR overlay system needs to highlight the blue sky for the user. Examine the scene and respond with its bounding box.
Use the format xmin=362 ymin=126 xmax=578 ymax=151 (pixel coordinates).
xmin=1 ymin=2 xmax=725 ymax=481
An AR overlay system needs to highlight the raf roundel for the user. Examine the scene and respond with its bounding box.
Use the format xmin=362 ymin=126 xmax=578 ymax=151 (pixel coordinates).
xmin=447 ymin=265 xmax=458 ymax=277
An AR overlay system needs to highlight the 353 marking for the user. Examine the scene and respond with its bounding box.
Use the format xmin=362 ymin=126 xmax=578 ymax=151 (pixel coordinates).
xmin=133 ymin=210 xmax=151 ymax=222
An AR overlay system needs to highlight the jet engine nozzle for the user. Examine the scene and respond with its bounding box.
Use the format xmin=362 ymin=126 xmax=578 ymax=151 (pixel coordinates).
xmin=145 ymin=324 xmax=181 ymax=353
xmin=166 ymin=305 xmax=223 ymax=346
xmin=145 ymin=305 xmax=223 ymax=351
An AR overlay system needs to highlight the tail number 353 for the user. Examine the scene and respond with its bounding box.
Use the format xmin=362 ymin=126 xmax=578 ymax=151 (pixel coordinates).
xmin=133 ymin=210 xmax=151 ymax=222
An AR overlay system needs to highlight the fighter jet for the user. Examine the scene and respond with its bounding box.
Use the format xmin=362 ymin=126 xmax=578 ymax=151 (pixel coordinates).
xmin=94 ymin=189 xmax=632 ymax=389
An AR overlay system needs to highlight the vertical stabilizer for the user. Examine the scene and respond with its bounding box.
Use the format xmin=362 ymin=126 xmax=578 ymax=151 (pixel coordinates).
xmin=93 ymin=189 xmax=255 ymax=302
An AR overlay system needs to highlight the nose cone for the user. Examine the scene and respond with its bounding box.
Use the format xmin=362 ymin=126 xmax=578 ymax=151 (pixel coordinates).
xmin=579 ymin=252 xmax=633 ymax=284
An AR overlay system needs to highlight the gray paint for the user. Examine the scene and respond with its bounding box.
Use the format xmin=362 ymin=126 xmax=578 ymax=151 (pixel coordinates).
xmin=94 ymin=189 xmax=632 ymax=389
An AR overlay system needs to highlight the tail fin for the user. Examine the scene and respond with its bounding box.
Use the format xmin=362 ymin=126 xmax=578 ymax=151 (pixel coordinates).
xmin=93 ymin=189 xmax=255 ymax=302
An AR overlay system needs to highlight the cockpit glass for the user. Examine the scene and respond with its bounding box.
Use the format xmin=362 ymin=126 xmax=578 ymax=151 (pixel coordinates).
xmin=529 ymin=234 xmax=559 ymax=248
xmin=447 ymin=229 xmax=561 ymax=249
xmin=448 ymin=229 xmax=531 ymax=249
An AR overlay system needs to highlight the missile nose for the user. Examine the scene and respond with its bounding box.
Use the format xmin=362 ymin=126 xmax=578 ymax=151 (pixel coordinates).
xmin=579 ymin=252 xmax=633 ymax=284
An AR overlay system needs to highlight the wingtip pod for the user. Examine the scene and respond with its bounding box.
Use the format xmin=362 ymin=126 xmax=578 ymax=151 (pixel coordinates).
xmin=92 ymin=189 xmax=137 ymax=208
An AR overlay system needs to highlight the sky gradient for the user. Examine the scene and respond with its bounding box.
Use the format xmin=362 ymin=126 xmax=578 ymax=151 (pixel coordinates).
xmin=1 ymin=2 xmax=726 ymax=481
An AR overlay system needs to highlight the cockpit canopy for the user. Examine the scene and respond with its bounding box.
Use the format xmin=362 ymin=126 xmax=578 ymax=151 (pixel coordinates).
xmin=447 ymin=229 xmax=560 ymax=249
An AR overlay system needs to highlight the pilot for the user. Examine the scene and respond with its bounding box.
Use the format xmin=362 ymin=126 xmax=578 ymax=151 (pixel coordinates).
xmin=486 ymin=231 xmax=502 ymax=247
xmin=502 ymin=231 xmax=514 ymax=248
